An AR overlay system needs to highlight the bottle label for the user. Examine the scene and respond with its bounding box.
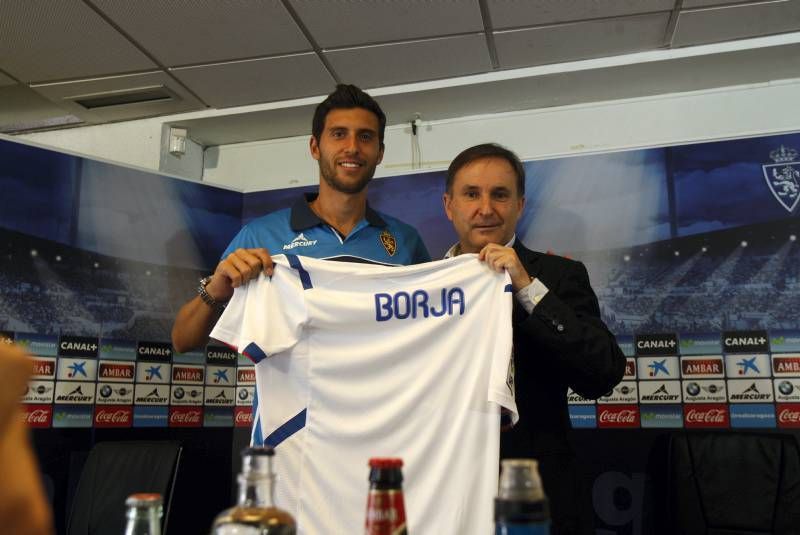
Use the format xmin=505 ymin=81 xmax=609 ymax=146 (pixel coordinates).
xmin=495 ymin=522 xmax=550 ymax=535
xmin=215 ymin=527 xmax=261 ymax=535
xmin=365 ymin=489 xmax=407 ymax=535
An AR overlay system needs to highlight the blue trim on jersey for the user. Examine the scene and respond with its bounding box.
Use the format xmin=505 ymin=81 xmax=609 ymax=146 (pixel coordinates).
xmin=251 ymin=388 xmax=264 ymax=446
xmin=243 ymin=342 xmax=267 ymax=364
xmin=286 ymin=254 xmax=313 ymax=289
xmin=264 ymin=408 xmax=307 ymax=448
xmin=504 ymin=284 xmax=513 ymax=293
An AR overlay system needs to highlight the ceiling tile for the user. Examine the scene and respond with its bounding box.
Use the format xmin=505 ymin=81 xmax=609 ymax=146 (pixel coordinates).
xmin=0 ymin=71 xmax=16 ymax=87
xmin=681 ymin=0 xmax=759 ymax=7
xmin=288 ymin=0 xmax=483 ymax=48
xmin=171 ymin=54 xmax=335 ymax=108
xmin=0 ymin=85 xmax=83 ymax=132
xmin=673 ymin=0 xmax=800 ymax=46
xmin=91 ymin=0 xmax=311 ymax=67
xmin=31 ymin=71 xmax=205 ymax=123
xmin=326 ymin=35 xmax=491 ymax=89
xmin=494 ymin=13 xmax=670 ymax=69
xmin=487 ymin=0 xmax=675 ymax=29
xmin=0 ymin=0 xmax=156 ymax=83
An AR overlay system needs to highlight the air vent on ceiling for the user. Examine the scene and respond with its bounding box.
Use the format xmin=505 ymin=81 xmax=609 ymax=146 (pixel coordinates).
xmin=68 ymin=85 xmax=177 ymax=110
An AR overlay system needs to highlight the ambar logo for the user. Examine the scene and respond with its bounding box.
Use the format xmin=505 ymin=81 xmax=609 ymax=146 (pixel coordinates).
xmin=31 ymin=358 xmax=55 ymax=377
xmin=237 ymin=368 xmax=256 ymax=384
xmin=682 ymin=358 xmax=723 ymax=376
xmin=773 ymin=356 xmax=800 ymax=375
xmin=172 ymin=366 xmax=203 ymax=383
xmin=99 ymin=362 xmax=134 ymax=380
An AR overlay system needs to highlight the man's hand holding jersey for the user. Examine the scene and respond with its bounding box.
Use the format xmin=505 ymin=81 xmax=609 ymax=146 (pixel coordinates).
xmin=206 ymin=248 xmax=275 ymax=302
xmin=478 ymin=244 xmax=532 ymax=293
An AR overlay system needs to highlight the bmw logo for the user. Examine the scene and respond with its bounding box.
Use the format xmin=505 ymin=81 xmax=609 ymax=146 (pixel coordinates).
xmin=100 ymin=385 xmax=112 ymax=398
xmin=174 ymin=387 xmax=185 ymax=399
xmin=238 ymin=389 xmax=249 ymax=401
xmin=686 ymin=382 xmax=700 ymax=396
xmin=779 ymin=381 xmax=794 ymax=396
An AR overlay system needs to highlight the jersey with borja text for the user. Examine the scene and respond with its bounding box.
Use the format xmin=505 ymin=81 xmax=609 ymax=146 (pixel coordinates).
xmin=211 ymin=254 xmax=516 ymax=535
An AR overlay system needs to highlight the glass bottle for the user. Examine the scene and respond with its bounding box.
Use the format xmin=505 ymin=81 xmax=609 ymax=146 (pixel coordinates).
xmin=365 ymin=457 xmax=407 ymax=535
xmin=124 ymin=493 xmax=162 ymax=535
xmin=211 ymin=446 xmax=296 ymax=535
xmin=494 ymin=459 xmax=550 ymax=535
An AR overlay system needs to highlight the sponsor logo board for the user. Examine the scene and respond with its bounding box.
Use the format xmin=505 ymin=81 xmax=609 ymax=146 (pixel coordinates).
xmin=135 ymin=362 xmax=170 ymax=384
xmin=237 ymin=367 xmax=256 ymax=385
xmin=777 ymin=404 xmax=800 ymax=428
xmin=54 ymin=381 xmax=95 ymax=404
xmin=640 ymin=405 xmax=683 ymax=428
xmin=206 ymin=345 xmax=238 ymax=365
xmin=94 ymin=406 xmax=133 ymax=428
xmin=22 ymin=380 xmax=54 ymax=404
xmin=568 ymin=405 xmax=597 ymax=428
xmin=236 ymin=386 xmax=254 ymax=406
xmin=58 ymin=336 xmax=98 ymax=358
xmin=56 ymin=358 xmax=98 ymax=381
xmin=772 ymin=354 xmax=800 ymax=376
xmin=638 ymin=381 xmax=681 ymax=404
xmin=724 ymin=354 xmax=771 ymax=378
xmin=682 ymin=380 xmax=727 ymax=403
xmin=97 ymin=361 xmax=135 ymax=382
xmin=171 ymin=365 xmax=204 ymax=385
xmin=567 ymin=388 xmax=595 ymax=405
xmin=774 ymin=378 xmax=800 ymax=402
xmin=624 ymin=358 xmax=637 ymax=379
xmin=723 ymin=330 xmax=769 ymax=353
xmin=169 ymin=407 xmax=203 ymax=428
xmin=234 ymin=407 xmax=253 ymax=428
xmin=680 ymin=355 xmax=724 ymax=378
xmin=95 ymin=382 xmax=134 ymax=405
xmin=14 ymin=333 xmax=58 ymax=357
xmin=136 ymin=341 xmax=172 ymax=362
xmin=52 ymin=405 xmax=93 ymax=428
xmin=634 ymin=334 xmax=678 ymax=356
xmin=729 ymin=404 xmax=776 ymax=428
xmin=21 ymin=405 xmax=52 ymax=428
xmin=204 ymin=407 xmax=233 ymax=427
xmin=170 ymin=385 xmax=204 ymax=406
xmin=204 ymin=386 xmax=235 ymax=407
xmin=683 ymin=404 xmax=729 ymax=428
xmin=679 ymin=333 xmax=722 ymax=356
xmin=637 ymin=356 xmax=680 ymax=380
xmin=597 ymin=381 xmax=638 ymax=404
xmin=30 ymin=357 xmax=56 ymax=379
xmin=98 ymin=339 xmax=137 ymax=361
xmin=597 ymin=405 xmax=640 ymax=428
xmin=727 ymin=379 xmax=774 ymax=403
xmin=206 ymin=365 xmax=234 ymax=386
xmin=133 ymin=406 xmax=169 ymax=428
xmin=133 ymin=384 xmax=170 ymax=406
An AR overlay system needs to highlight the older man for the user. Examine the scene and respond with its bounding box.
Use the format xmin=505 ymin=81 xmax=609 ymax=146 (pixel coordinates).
xmin=443 ymin=143 xmax=625 ymax=535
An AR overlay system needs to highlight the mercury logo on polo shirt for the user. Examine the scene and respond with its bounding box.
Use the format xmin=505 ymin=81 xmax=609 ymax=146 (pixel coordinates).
xmin=283 ymin=233 xmax=318 ymax=250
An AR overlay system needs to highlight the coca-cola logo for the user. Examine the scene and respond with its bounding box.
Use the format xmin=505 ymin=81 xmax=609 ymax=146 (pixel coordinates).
xmin=25 ymin=409 xmax=50 ymax=425
xmin=599 ymin=410 xmax=636 ymax=423
xmin=686 ymin=408 xmax=726 ymax=423
xmin=235 ymin=410 xmax=253 ymax=425
xmin=170 ymin=409 xmax=202 ymax=427
xmin=777 ymin=405 xmax=800 ymax=428
xmin=95 ymin=409 xmax=131 ymax=425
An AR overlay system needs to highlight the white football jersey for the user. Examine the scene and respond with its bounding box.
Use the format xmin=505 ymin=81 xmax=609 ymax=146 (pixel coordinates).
xmin=211 ymin=254 xmax=517 ymax=535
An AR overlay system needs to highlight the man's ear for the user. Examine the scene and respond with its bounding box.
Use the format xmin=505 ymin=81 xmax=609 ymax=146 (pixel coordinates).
xmin=443 ymin=192 xmax=454 ymax=222
xmin=309 ymin=135 xmax=320 ymax=161
xmin=376 ymin=144 xmax=384 ymax=166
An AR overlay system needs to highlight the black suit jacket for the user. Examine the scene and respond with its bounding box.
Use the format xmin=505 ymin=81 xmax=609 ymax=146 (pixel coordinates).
xmin=501 ymin=241 xmax=626 ymax=535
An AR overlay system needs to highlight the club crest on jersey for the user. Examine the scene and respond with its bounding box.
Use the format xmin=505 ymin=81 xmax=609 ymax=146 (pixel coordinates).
xmin=379 ymin=230 xmax=397 ymax=256
xmin=762 ymin=145 xmax=800 ymax=213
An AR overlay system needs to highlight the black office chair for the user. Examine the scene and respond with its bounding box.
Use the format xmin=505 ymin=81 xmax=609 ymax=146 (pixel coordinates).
xmin=666 ymin=431 xmax=800 ymax=535
xmin=67 ymin=441 xmax=182 ymax=535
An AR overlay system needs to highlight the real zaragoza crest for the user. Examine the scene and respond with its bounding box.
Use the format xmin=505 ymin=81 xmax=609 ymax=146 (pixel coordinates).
xmin=762 ymin=145 xmax=800 ymax=213
xmin=379 ymin=229 xmax=397 ymax=256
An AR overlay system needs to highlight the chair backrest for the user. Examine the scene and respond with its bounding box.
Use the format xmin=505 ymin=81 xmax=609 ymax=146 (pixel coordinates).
xmin=67 ymin=440 xmax=182 ymax=535
xmin=667 ymin=431 xmax=800 ymax=535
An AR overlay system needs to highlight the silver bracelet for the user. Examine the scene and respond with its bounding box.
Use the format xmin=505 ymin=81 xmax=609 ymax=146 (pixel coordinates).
xmin=197 ymin=276 xmax=225 ymax=311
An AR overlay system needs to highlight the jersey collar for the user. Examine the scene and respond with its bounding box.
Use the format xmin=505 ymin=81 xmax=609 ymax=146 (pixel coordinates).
xmin=444 ymin=235 xmax=517 ymax=258
xmin=290 ymin=193 xmax=387 ymax=231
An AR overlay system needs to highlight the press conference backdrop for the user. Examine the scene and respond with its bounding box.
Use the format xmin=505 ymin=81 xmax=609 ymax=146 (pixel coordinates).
xmin=2 ymin=132 xmax=800 ymax=533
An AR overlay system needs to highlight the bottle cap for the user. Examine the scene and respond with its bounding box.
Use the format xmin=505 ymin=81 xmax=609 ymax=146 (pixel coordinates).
xmin=368 ymin=458 xmax=403 ymax=469
xmin=241 ymin=446 xmax=275 ymax=477
xmin=125 ymin=493 xmax=163 ymax=508
xmin=368 ymin=458 xmax=404 ymax=485
xmin=495 ymin=459 xmax=549 ymax=523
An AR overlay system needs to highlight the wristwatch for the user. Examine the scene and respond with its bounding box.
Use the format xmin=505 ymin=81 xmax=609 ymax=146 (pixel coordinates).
xmin=197 ymin=276 xmax=225 ymax=311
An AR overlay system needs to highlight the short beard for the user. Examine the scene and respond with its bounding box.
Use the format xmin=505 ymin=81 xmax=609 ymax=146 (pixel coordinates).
xmin=318 ymin=159 xmax=376 ymax=194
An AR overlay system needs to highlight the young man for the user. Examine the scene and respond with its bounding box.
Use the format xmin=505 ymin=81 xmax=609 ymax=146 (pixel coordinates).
xmin=171 ymin=85 xmax=430 ymax=443
xmin=443 ymin=143 xmax=625 ymax=535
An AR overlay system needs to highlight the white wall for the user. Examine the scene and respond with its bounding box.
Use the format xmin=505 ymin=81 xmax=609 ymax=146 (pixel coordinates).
xmin=19 ymin=78 xmax=800 ymax=192
xmin=204 ymin=78 xmax=800 ymax=191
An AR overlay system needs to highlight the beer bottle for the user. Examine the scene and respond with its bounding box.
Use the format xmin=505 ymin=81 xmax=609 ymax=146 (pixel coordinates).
xmin=124 ymin=493 xmax=162 ymax=535
xmin=365 ymin=457 xmax=407 ymax=535
xmin=211 ymin=446 xmax=296 ymax=535
xmin=494 ymin=459 xmax=550 ymax=535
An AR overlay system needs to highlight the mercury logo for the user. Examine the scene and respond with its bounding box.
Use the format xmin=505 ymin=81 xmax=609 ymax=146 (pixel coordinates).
xmin=730 ymin=383 xmax=771 ymax=401
xmin=283 ymin=233 xmax=318 ymax=250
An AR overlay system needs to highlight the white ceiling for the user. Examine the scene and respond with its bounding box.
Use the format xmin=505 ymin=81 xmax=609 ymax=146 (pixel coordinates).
xmin=1 ymin=0 xmax=799 ymax=144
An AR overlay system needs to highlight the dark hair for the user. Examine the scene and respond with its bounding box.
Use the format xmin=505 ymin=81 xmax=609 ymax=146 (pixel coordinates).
xmin=446 ymin=143 xmax=525 ymax=196
xmin=312 ymin=84 xmax=387 ymax=148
